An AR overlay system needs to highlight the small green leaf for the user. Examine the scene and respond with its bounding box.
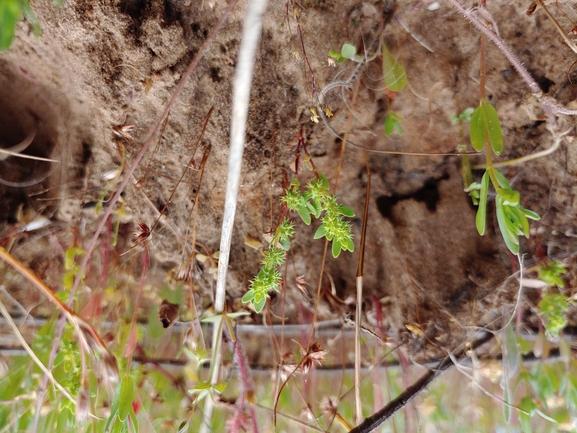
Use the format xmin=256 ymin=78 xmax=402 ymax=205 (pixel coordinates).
xmin=480 ymin=100 xmax=503 ymax=155
xmin=329 ymin=49 xmax=341 ymax=59
xmin=241 ymin=290 xmax=255 ymax=303
xmin=341 ymin=43 xmax=357 ymax=59
xmin=493 ymin=169 xmax=512 ymax=189
xmin=0 ymin=0 xmax=22 ymax=51
xmin=254 ymin=292 xmax=263 ymax=305
xmin=338 ymin=205 xmax=355 ymax=217
xmin=384 ymin=112 xmax=403 ymax=136
xmin=470 ymin=106 xmax=485 ymax=152
xmin=459 ymin=107 xmax=475 ymax=122
xmin=476 ymin=172 xmax=489 ymax=235
xmin=118 ymin=375 xmax=134 ymax=422
xmin=496 ymin=198 xmax=520 ymax=254
xmin=279 ymin=238 xmax=290 ymax=250
xmin=498 ymin=188 xmax=520 ymax=205
xmin=297 ymin=206 xmax=312 ymax=225
xmin=213 ymin=382 xmax=227 ymax=394
xmin=382 ymin=42 xmax=407 ymax=92
xmin=522 ymin=208 xmax=540 ymax=220
xmin=319 ymin=173 xmax=330 ymax=189
xmin=331 ymin=240 xmax=342 ymax=258
xmin=341 ymin=237 xmax=354 ymax=252
xmin=314 ymin=224 xmax=327 ymax=239
xmin=254 ymin=295 xmax=266 ymax=313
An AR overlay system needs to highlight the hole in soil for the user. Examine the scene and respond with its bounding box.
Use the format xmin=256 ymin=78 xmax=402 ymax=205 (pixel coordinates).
xmin=376 ymin=180 xmax=442 ymax=222
xmin=0 ymin=61 xmax=65 ymax=222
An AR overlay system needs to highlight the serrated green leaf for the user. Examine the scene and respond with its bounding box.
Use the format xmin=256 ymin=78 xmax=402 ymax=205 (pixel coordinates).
xmin=382 ymin=42 xmax=407 ymax=92
xmin=118 ymin=375 xmax=134 ymax=422
xmin=338 ymin=205 xmax=355 ymax=217
xmin=476 ymin=172 xmax=489 ymax=235
xmin=319 ymin=173 xmax=330 ymax=190
xmin=314 ymin=224 xmax=327 ymax=239
xmin=341 ymin=43 xmax=357 ymax=59
xmin=241 ymin=290 xmax=255 ymax=303
xmin=332 ymin=240 xmax=342 ymax=258
xmin=480 ymin=100 xmax=503 ymax=155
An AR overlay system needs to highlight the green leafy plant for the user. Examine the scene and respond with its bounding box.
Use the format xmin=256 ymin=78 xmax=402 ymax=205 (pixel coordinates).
xmin=0 ymin=0 xmax=59 ymax=50
xmin=469 ymin=100 xmax=540 ymax=254
xmin=537 ymin=260 xmax=567 ymax=288
xmin=242 ymin=174 xmax=355 ymax=313
xmin=539 ymin=293 xmax=570 ymax=339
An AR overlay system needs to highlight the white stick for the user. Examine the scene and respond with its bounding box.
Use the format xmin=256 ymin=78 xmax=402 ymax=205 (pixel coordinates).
xmin=202 ymin=1 xmax=268 ymax=431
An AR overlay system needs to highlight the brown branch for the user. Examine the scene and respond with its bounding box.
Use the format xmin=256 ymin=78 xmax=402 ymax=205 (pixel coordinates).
xmin=348 ymin=332 xmax=494 ymax=433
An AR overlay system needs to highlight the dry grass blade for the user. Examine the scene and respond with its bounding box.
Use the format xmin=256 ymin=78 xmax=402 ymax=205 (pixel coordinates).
xmin=354 ymin=151 xmax=371 ymax=426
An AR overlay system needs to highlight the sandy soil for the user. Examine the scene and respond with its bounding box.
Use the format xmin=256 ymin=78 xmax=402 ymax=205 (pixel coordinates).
xmin=1 ymin=0 xmax=577 ymax=362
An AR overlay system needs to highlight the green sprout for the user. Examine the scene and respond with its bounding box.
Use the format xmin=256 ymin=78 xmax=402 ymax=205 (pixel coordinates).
xmin=469 ymin=100 xmax=540 ymax=254
xmin=243 ymin=174 xmax=355 ymax=313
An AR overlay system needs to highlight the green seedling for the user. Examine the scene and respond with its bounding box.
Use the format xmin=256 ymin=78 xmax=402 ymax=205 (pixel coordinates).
xmin=243 ymin=174 xmax=355 ymax=313
xmin=470 ymin=100 xmax=540 ymax=254
xmin=451 ymin=107 xmax=475 ymax=125
xmin=329 ymin=43 xmax=366 ymax=64
xmin=384 ymin=111 xmax=403 ymax=136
